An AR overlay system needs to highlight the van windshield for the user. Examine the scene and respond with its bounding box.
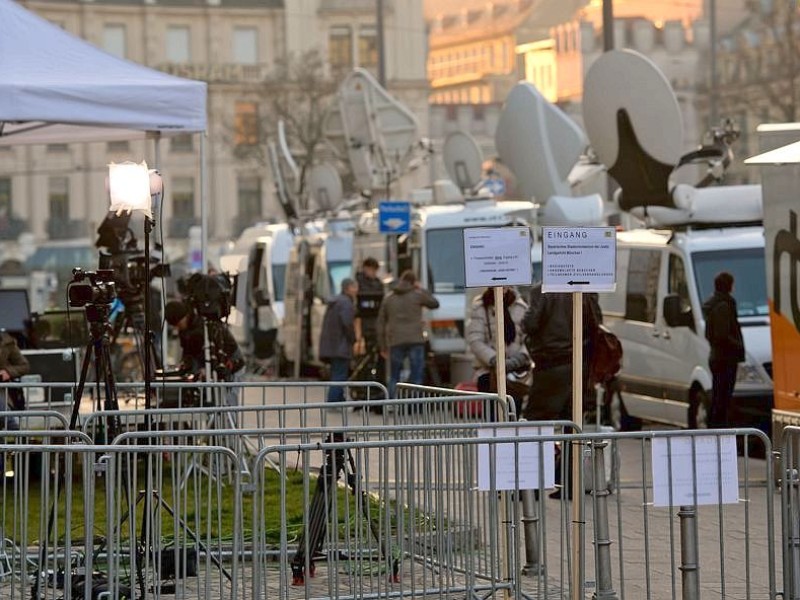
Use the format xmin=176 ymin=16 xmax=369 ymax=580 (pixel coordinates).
xmin=329 ymin=261 xmax=352 ymax=295
xmin=272 ymin=264 xmax=286 ymax=301
xmin=426 ymin=228 xmax=466 ymax=293
xmin=692 ymin=248 xmax=768 ymax=317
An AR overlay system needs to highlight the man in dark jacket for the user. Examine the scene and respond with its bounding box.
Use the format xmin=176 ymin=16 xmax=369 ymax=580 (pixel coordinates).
xmin=355 ymin=257 xmax=384 ymax=353
xmin=319 ymin=278 xmax=359 ymax=402
xmin=376 ymin=269 xmax=439 ymax=398
xmin=522 ymin=285 xmax=602 ymax=501
xmin=522 ymin=285 xmax=602 ymax=422
xmin=703 ymin=271 xmax=745 ymax=428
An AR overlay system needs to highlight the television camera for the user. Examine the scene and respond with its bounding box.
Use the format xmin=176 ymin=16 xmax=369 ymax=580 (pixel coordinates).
xmin=177 ymin=272 xmax=234 ymax=322
xmin=95 ymin=210 xmax=170 ymax=315
xmin=68 ymin=268 xmax=117 ymax=324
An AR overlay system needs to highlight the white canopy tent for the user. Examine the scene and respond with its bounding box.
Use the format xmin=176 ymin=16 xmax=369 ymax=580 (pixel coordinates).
xmin=0 ymin=0 xmax=210 ymax=262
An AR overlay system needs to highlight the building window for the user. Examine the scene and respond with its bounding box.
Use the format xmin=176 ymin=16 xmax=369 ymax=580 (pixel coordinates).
xmin=445 ymin=105 xmax=458 ymax=121
xmin=358 ymin=25 xmax=378 ymax=69
xmin=329 ymin=26 xmax=353 ymax=73
xmin=48 ymin=177 xmax=70 ymax=221
xmin=172 ymin=177 xmax=195 ymax=218
xmin=0 ymin=178 xmax=11 ymax=215
xmin=107 ymin=140 xmax=129 ymax=153
xmin=103 ymin=24 xmax=127 ymax=58
xmin=47 ymin=144 xmax=69 ymax=153
xmin=170 ymin=134 xmax=194 ymax=153
xmin=234 ymin=102 xmax=259 ymax=146
xmin=473 ymin=105 xmax=485 ymax=120
xmin=237 ymin=176 xmax=262 ymax=225
xmin=166 ymin=26 xmax=191 ymax=63
xmin=233 ymin=26 xmax=258 ymax=65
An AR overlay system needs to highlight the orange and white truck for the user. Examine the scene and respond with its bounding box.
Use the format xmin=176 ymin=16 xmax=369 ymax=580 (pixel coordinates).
xmin=746 ymin=123 xmax=800 ymax=445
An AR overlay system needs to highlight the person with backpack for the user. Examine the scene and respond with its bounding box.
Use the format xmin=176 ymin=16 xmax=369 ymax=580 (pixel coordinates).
xmin=521 ymin=285 xmax=602 ymax=499
xmin=702 ymin=271 xmax=745 ymax=428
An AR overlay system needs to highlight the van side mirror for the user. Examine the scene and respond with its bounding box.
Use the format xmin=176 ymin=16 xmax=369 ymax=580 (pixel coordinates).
xmin=663 ymin=294 xmax=693 ymax=328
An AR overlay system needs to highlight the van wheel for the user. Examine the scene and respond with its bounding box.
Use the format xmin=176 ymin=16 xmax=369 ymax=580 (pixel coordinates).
xmin=688 ymin=389 xmax=710 ymax=429
xmin=608 ymin=387 xmax=642 ymax=432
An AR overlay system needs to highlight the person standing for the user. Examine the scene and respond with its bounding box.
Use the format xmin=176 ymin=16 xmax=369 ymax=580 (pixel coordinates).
xmin=466 ymin=287 xmax=529 ymax=416
xmin=354 ymin=257 xmax=385 ymax=355
xmin=318 ymin=278 xmax=359 ymax=403
xmin=0 ymin=330 xmax=30 ymax=430
xmin=376 ymin=269 xmax=440 ymax=398
xmin=522 ymin=285 xmax=602 ymax=500
xmin=702 ymin=271 xmax=745 ymax=428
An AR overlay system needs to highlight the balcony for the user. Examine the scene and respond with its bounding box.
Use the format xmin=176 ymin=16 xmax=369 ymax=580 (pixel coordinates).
xmin=0 ymin=217 xmax=28 ymax=241
xmin=47 ymin=218 xmax=86 ymax=240
xmin=169 ymin=216 xmax=200 ymax=239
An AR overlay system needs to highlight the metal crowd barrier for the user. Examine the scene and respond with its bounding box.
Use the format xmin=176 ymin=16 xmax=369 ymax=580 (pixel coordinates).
xmin=781 ymin=426 xmax=800 ymax=600
xmin=0 ymin=442 xmax=242 ymax=600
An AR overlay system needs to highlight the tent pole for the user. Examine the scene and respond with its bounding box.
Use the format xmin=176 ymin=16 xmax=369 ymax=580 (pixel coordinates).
xmin=153 ymin=134 xmax=168 ymax=369
xmin=200 ymin=132 xmax=208 ymax=271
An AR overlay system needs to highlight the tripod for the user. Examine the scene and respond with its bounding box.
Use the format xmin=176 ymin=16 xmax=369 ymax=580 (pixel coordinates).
xmin=290 ymin=433 xmax=399 ymax=585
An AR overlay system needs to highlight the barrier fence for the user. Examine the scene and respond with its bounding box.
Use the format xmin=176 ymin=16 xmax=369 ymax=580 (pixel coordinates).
xmin=0 ymin=379 xmax=784 ymax=599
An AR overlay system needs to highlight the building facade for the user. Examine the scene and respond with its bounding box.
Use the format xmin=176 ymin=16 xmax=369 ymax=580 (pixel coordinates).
xmin=0 ymin=0 xmax=428 ymax=256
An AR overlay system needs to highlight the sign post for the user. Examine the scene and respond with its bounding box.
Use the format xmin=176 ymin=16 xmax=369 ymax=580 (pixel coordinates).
xmin=464 ymin=225 xmax=533 ymax=597
xmin=379 ymin=201 xmax=411 ymax=279
xmin=541 ymin=226 xmax=616 ymax=600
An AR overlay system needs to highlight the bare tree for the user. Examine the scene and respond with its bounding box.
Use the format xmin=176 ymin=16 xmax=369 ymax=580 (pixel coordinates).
xmin=721 ymin=1 xmax=800 ymax=122
xmin=233 ymin=49 xmax=339 ymax=213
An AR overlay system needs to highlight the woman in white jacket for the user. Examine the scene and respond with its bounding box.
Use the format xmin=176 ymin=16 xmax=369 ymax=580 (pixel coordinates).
xmin=465 ymin=287 xmax=530 ymax=416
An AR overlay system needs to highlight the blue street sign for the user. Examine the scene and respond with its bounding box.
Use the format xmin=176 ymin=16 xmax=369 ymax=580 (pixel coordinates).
xmin=378 ymin=201 xmax=411 ymax=234
xmin=483 ymin=176 xmax=506 ymax=197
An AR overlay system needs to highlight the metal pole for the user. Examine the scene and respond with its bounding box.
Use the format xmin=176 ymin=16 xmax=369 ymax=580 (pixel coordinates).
xmin=679 ymin=505 xmax=700 ymax=600
xmin=571 ymin=291 xmax=585 ymax=600
xmin=153 ymin=136 xmax=168 ymax=369
xmin=377 ymin=0 xmax=386 ymax=87
xmin=591 ymin=440 xmax=618 ymax=600
xmin=602 ymin=0 xmax=614 ymax=52
xmin=521 ymin=489 xmax=544 ymax=576
xmin=709 ymin=0 xmax=718 ymax=126
xmin=200 ymin=133 xmax=209 ymax=271
xmin=493 ymin=286 xmax=512 ymax=599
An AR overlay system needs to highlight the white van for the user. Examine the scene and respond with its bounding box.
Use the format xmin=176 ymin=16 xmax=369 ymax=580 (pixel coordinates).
xmin=219 ymin=223 xmax=295 ymax=359
xmin=599 ymin=223 xmax=773 ymax=431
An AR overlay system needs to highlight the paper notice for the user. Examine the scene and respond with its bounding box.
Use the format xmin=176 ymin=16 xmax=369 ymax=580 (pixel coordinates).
xmin=477 ymin=426 xmax=555 ymax=491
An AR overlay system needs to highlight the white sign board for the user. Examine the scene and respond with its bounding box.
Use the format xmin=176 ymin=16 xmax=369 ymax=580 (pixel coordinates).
xmin=464 ymin=226 xmax=533 ymax=288
xmin=541 ymin=227 xmax=616 ymax=293
xmin=477 ymin=426 xmax=556 ymax=491
xmin=651 ymin=436 xmax=739 ymax=507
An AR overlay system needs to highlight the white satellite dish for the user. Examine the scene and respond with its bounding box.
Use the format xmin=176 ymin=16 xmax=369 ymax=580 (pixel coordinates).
xmin=495 ymin=82 xmax=585 ymax=203
xmin=307 ymin=163 xmax=343 ymax=212
xmin=583 ymin=49 xmax=683 ymax=211
xmin=442 ymin=131 xmax=483 ymax=193
xmin=323 ymin=68 xmax=420 ymax=192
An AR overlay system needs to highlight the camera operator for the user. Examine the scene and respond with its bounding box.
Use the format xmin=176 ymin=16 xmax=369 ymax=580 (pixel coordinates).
xmin=0 ymin=330 xmax=30 ymax=430
xmin=164 ymin=300 xmax=245 ymax=406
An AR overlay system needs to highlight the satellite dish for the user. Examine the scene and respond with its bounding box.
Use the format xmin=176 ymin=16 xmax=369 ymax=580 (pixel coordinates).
xmin=442 ymin=131 xmax=483 ymax=193
xmin=495 ymin=82 xmax=585 ymax=203
xmin=307 ymin=163 xmax=343 ymax=212
xmin=583 ymin=49 xmax=683 ymax=211
xmin=323 ymin=68 xmax=420 ymax=191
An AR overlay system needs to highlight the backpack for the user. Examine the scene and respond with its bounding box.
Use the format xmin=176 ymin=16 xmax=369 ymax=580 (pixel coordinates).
xmin=589 ymin=325 xmax=623 ymax=385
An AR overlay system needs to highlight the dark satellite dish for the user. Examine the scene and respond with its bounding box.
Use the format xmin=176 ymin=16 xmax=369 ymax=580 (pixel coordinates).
xmin=583 ymin=49 xmax=683 ymax=211
xmin=442 ymin=131 xmax=483 ymax=193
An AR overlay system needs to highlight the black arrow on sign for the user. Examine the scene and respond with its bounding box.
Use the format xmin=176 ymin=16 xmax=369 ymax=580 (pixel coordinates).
xmin=568 ymin=280 xmax=590 ymax=285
